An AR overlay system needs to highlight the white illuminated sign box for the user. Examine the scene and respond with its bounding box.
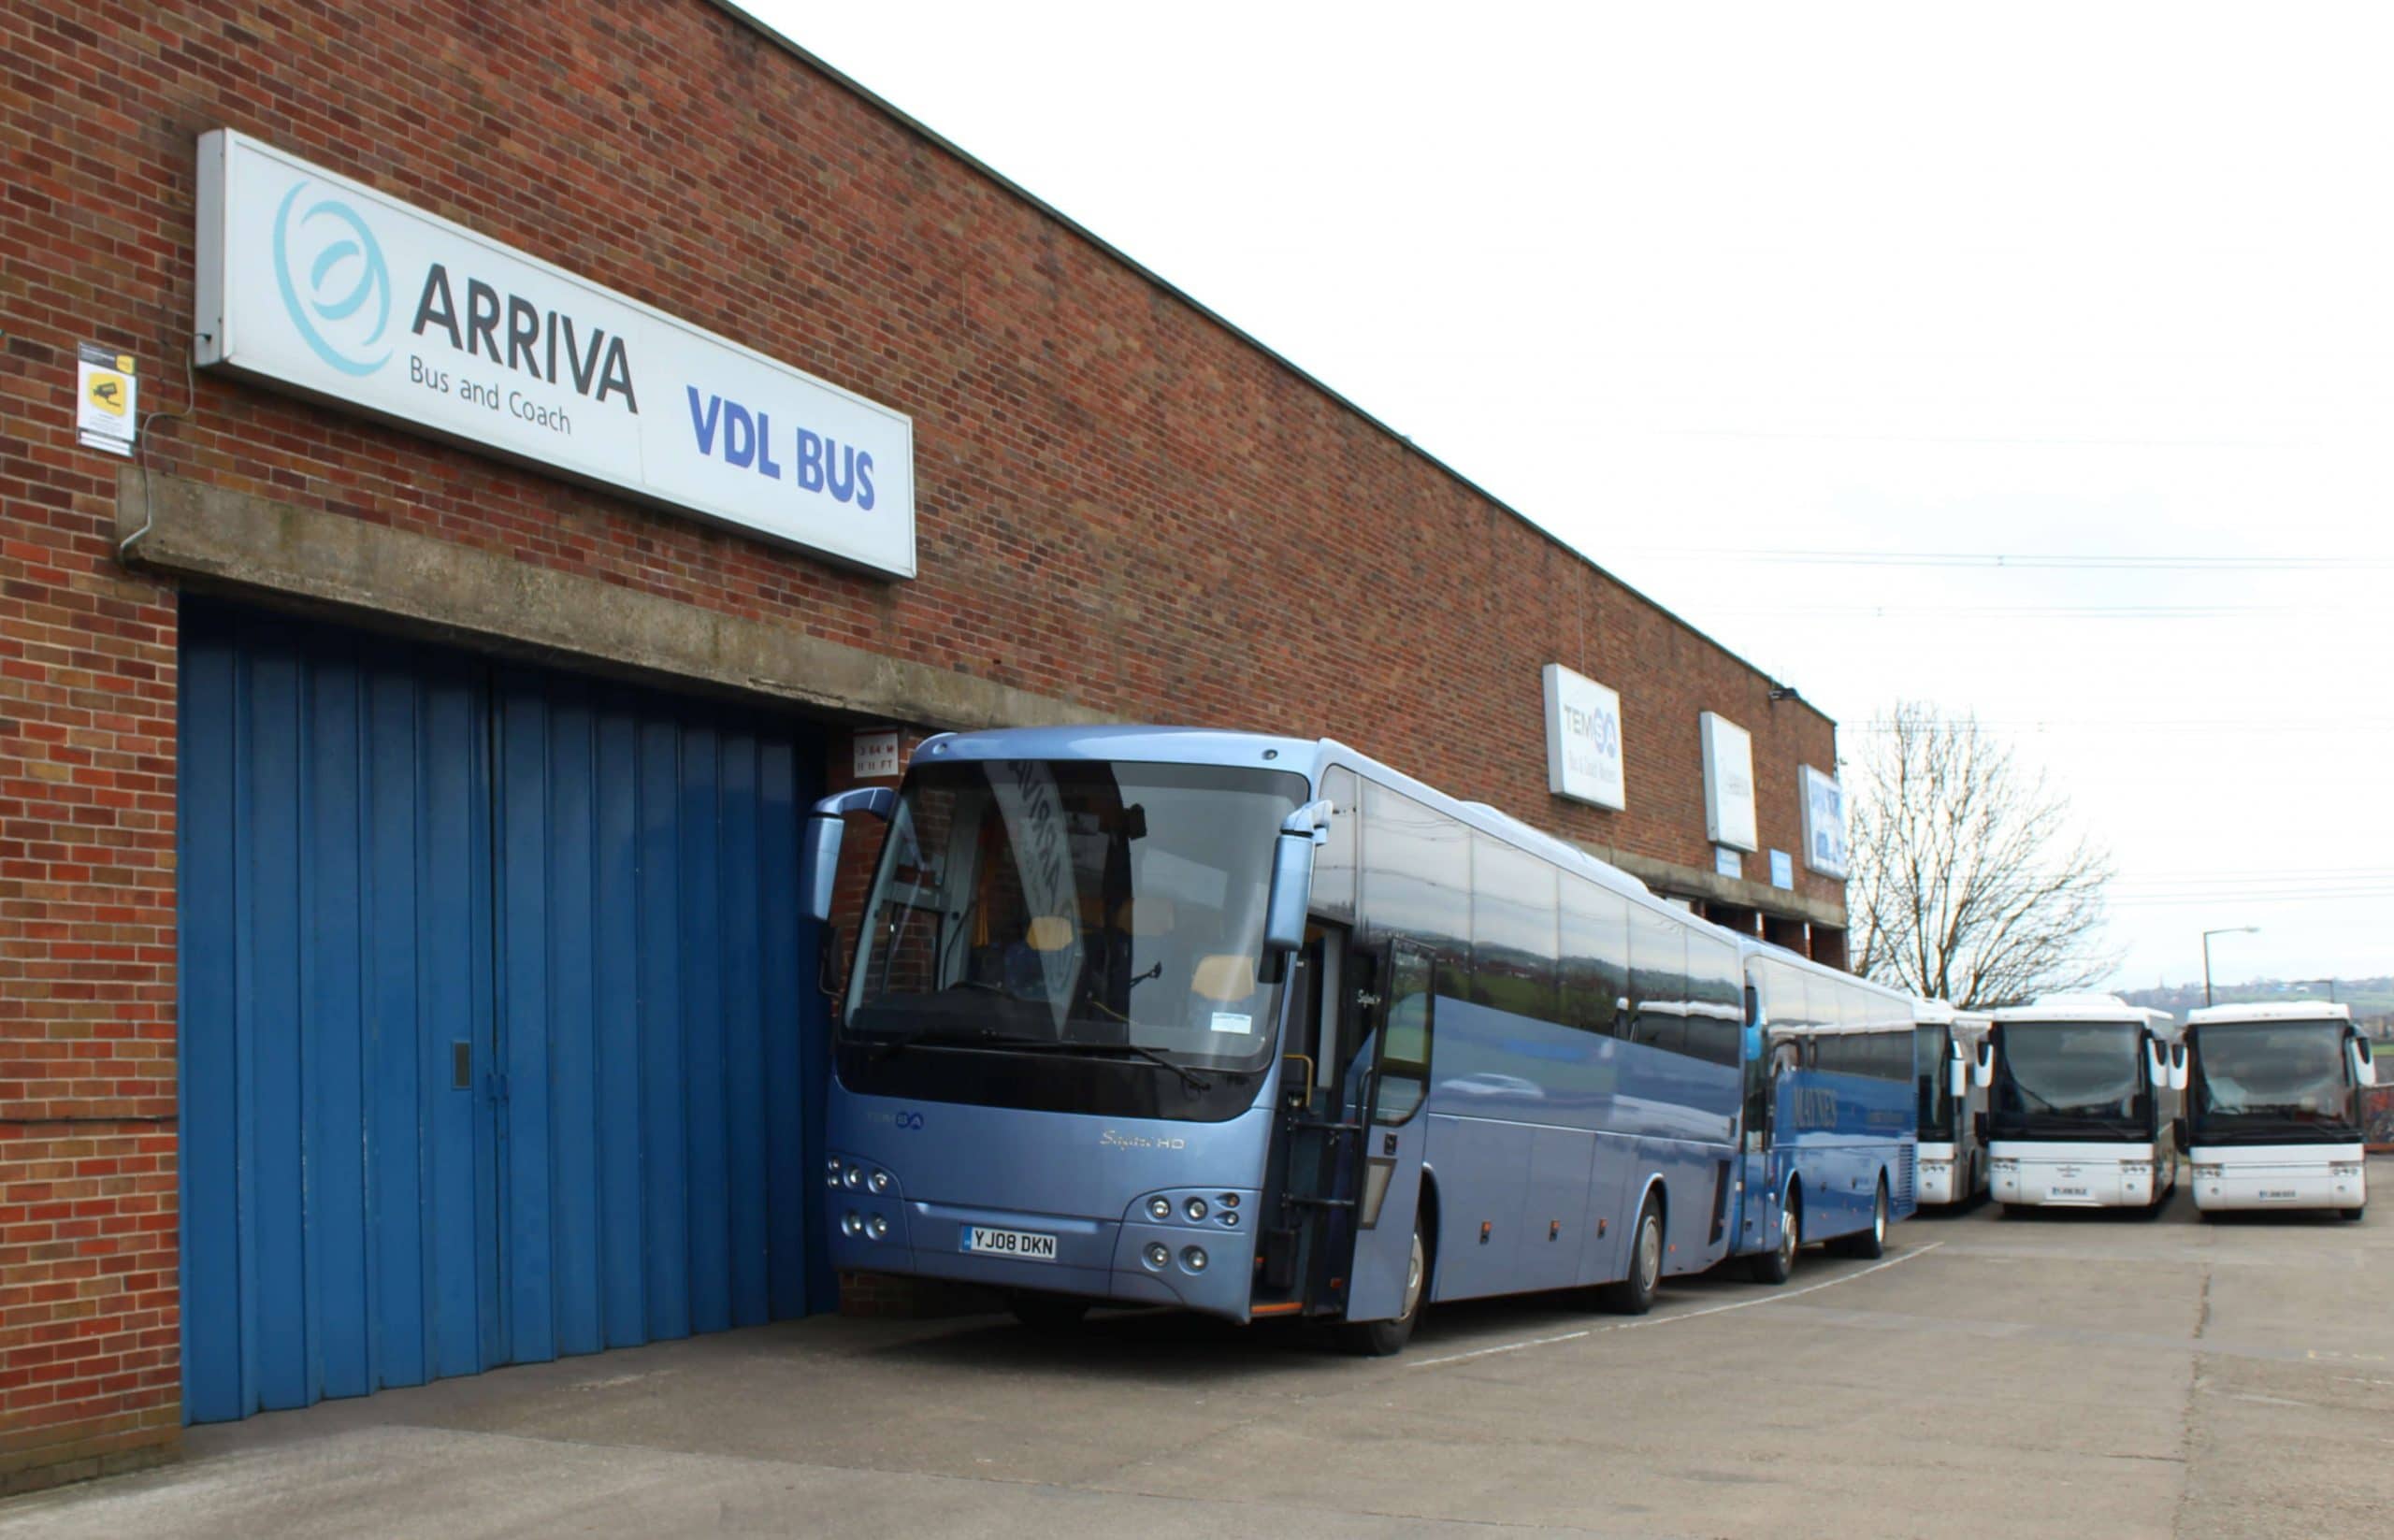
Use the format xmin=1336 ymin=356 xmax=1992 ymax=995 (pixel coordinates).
xmin=1698 ymin=712 xmax=1757 ymax=853
xmin=1800 ymin=764 xmax=1849 ymax=879
xmin=194 ymin=130 xmax=916 ymax=578
xmin=1542 ymin=664 xmax=1625 ymax=812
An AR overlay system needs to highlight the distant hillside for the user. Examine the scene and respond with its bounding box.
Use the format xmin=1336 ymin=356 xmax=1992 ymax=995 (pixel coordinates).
xmin=2120 ymin=975 xmax=2394 ymax=1030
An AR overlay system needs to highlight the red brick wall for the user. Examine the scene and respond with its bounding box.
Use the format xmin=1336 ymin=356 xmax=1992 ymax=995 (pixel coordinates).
xmin=0 ymin=0 xmax=1839 ymax=1485
xmin=0 ymin=391 xmax=182 ymax=1478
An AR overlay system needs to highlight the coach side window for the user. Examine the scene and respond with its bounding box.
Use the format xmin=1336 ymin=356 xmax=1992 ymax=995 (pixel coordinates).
xmin=1471 ymin=835 xmax=1559 ymax=1026
xmin=1361 ymin=782 xmax=1468 ymax=977
xmin=1310 ymin=768 xmax=1359 ymax=922
xmin=1682 ymin=934 xmax=1743 ymax=1067
xmin=1374 ymin=943 xmax=1435 ymax=1126
xmin=1561 ymin=878 xmax=1630 ymax=1036
xmin=1626 ymin=905 xmax=1689 ymax=1056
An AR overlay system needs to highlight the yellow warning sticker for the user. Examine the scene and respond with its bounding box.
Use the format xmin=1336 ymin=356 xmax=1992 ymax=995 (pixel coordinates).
xmin=85 ymin=370 xmax=128 ymax=416
xmin=75 ymin=343 xmax=137 ymax=455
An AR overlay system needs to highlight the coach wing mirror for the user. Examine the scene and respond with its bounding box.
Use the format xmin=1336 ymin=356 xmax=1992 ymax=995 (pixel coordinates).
xmin=800 ymin=786 xmax=898 ymax=925
xmin=1263 ymin=799 xmax=1334 ymax=954
xmin=2170 ymin=1042 xmax=2190 ymax=1092
xmin=1972 ymin=1040 xmax=1995 ymax=1088
xmin=1948 ymin=1043 xmax=1969 ymax=1101
xmin=2145 ymin=1039 xmax=2171 ymax=1087
xmin=2353 ymin=1037 xmax=2379 ymax=1088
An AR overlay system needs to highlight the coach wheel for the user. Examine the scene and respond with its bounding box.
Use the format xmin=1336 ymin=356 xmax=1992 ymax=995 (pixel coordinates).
xmin=1342 ymin=1214 xmax=1429 ymax=1357
xmin=1749 ymin=1186 xmax=1797 ymax=1286
xmin=1598 ymin=1191 xmax=1664 ymax=1315
xmin=1836 ymin=1178 xmax=1889 ymax=1259
xmin=1008 ymin=1293 xmax=1090 ymax=1332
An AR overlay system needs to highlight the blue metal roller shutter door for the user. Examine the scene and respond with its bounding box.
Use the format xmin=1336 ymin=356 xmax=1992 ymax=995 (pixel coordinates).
xmin=179 ymin=602 xmax=829 ymax=1423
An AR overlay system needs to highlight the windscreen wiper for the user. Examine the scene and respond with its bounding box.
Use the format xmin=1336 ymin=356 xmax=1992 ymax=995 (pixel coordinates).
xmin=975 ymin=1032 xmax=1214 ymax=1092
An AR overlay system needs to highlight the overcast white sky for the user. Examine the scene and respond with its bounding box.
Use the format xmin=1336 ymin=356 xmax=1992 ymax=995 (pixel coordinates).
xmin=761 ymin=2 xmax=2394 ymax=990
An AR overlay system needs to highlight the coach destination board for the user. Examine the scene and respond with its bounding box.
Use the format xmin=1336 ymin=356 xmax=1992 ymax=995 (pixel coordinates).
xmin=193 ymin=130 xmax=916 ymax=578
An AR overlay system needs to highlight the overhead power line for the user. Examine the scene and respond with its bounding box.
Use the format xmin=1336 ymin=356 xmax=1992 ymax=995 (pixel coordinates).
xmin=1729 ymin=603 xmax=2301 ymax=619
xmin=1626 ymin=548 xmax=2394 ymax=571
xmin=2106 ymin=889 xmax=2394 ymax=909
xmin=1828 ymin=718 xmax=2394 ymax=737
xmin=2113 ymin=866 xmax=2394 ymax=881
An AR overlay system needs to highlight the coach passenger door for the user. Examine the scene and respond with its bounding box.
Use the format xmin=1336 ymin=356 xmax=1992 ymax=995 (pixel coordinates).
xmin=1344 ymin=941 xmax=1435 ymax=1322
xmin=1737 ymin=972 xmax=1770 ymax=1254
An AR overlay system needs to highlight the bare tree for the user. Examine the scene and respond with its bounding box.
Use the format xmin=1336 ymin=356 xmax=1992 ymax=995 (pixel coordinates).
xmin=1847 ymin=702 xmax=2119 ymax=1008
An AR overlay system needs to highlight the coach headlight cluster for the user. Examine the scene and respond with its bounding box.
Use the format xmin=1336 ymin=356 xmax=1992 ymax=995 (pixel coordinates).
xmin=830 ymin=1159 xmax=898 ymax=1197
xmin=2331 ymin=1162 xmax=2362 ymax=1179
xmin=1143 ymin=1243 xmax=1171 ymax=1270
xmin=2194 ymin=1164 xmax=2223 ymax=1180
xmin=841 ymin=1212 xmax=863 ymax=1237
xmin=1180 ymin=1245 xmax=1208 ymax=1274
xmin=1137 ymin=1191 xmax=1251 ymax=1229
xmin=2122 ymin=1162 xmax=2152 ymax=1178
xmin=866 ymin=1214 xmax=889 ymax=1241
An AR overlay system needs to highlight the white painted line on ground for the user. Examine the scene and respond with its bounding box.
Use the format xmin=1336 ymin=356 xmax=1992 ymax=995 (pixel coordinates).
xmin=1609 ymin=1241 xmax=1947 ymax=1331
xmin=1406 ymin=1241 xmax=1948 ymax=1370
xmin=1400 ymin=1327 xmax=1596 ymax=1369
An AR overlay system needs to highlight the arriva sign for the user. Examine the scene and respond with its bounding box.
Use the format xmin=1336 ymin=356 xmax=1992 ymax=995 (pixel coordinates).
xmin=195 ymin=130 xmax=916 ymax=578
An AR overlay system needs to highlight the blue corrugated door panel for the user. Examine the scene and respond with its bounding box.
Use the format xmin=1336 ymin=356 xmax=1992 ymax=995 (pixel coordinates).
xmin=492 ymin=667 xmax=825 ymax=1371
xmin=180 ymin=604 xmax=499 ymax=1421
xmin=180 ymin=602 xmax=829 ymax=1424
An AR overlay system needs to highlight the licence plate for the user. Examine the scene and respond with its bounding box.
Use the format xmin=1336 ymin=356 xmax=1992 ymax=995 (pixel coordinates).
xmin=965 ymin=1225 xmax=1059 ymax=1261
xmin=2260 ymin=1189 xmax=2297 ymax=1202
xmin=2050 ymin=1187 xmax=2088 ymax=1198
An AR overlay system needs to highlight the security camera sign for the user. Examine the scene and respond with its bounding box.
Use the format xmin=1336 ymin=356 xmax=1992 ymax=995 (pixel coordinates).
xmin=76 ymin=344 xmax=137 ymax=456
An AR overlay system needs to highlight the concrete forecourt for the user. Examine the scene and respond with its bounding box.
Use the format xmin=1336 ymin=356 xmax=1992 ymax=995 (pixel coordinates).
xmin=6 ymin=1169 xmax=2387 ymax=1540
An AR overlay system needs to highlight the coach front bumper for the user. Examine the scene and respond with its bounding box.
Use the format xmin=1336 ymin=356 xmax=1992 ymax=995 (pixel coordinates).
xmin=826 ymin=1152 xmax=1262 ymax=1317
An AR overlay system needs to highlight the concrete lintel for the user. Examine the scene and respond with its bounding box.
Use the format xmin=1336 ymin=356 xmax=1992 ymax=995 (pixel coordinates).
xmin=1576 ymin=841 xmax=1847 ymax=930
xmin=118 ymin=471 xmax=1114 ymax=734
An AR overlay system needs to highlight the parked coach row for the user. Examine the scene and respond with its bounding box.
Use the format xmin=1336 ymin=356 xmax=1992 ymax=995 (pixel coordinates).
xmin=796 ymin=727 xmax=2371 ymax=1356
xmin=1959 ymin=995 xmax=2372 ymax=1221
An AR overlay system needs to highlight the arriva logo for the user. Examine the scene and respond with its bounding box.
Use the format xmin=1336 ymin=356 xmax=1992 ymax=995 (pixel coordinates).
xmin=273 ymin=180 xmax=392 ymax=376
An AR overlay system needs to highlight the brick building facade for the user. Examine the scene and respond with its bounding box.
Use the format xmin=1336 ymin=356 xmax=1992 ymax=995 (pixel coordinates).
xmin=0 ymin=0 xmax=1845 ymax=1490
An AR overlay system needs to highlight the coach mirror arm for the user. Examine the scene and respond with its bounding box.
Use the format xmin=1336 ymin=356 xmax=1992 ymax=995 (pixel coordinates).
xmin=799 ymin=785 xmax=899 ymax=926
xmin=799 ymin=786 xmax=900 ymax=1022
xmin=1262 ymin=799 xmax=1334 ymax=955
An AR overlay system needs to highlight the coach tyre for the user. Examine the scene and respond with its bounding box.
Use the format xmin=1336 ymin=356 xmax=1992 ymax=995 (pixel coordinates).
xmin=1344 ymin=1213 xmax=1429 ymax=1356
xmin=1598 ymin=1191 xmax=1663 ymax=1315
xmin=1749 ymin=1183 xmax=1797 ymax=1286
xmin=1835 ymin=1176 xmax=1888 ymax=1259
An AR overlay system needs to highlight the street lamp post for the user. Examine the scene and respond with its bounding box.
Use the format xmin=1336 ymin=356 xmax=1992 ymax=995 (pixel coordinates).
xmin=2200 ymin=926 xmax=2259 ymax=1008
